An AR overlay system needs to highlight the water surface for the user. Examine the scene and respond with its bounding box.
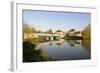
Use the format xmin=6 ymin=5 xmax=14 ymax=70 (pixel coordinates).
xmin=34 ymin=39 xmax=91 ymax=61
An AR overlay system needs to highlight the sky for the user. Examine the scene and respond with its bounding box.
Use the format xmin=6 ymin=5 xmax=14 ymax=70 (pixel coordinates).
xmin=23 ymin=10 xmax=91 ymax=33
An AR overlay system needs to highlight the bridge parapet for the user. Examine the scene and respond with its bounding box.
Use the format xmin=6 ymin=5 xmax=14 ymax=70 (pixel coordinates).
xmin=33 ymin=33 xmax=61 ymax=37
xmin=24 ymin=33 xmax=61 ymax=41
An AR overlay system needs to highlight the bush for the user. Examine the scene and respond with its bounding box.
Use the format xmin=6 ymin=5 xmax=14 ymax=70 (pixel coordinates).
xmin=23 ymin=41 xmax=36 ymax=62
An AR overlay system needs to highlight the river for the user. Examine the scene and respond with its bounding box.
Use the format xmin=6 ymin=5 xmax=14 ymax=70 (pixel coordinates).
xmin=34 ymin=39 xmax=91 ymax=61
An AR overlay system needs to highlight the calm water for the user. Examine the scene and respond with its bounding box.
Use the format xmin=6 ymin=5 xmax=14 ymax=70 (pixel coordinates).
xmin=34 ymin=39 xmax=91 ymax=61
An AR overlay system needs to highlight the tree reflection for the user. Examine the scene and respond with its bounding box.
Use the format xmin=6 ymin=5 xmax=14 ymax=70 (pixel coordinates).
xmin=82 ymin=39 xmax=91 ymax=54
xmin=67 ymin=40 xmax=81 ymax=47
xmin=67 ymin=39 xmax=91 ymax=54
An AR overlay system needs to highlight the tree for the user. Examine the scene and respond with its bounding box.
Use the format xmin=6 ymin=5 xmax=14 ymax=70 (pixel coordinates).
xmin=23 ymin=24 xmax=37 ymax=40
xmin=23 ymin=24 xmax=37 ymax=33
xmin=32 ymin=27 xmax=36 ymax=33
xmin=48 ymin=29 xmax=53 ymax=34
xmin=23 ymin=24 xmax=33 ymax=33
xmin=69 ymin=29 xmax=75 ymax=32
xmin=37 ymin=30 xmax=43 ymax=33
xmin=82 ymin=24 xmax=91 ymax=39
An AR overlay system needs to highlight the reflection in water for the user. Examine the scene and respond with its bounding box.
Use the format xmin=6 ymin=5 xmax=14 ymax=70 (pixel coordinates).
xmin=36 ymin=48 xmax=55 ymax=61
xmin=67 ymin=40 xmax=82 ymax=47
xmin=49 ymin=42 xmax=52 ymax=45
xmin=74 ymin=40 xmax=81 ymax=44
xmin=23 ymin=39 xmax=91 ymax=62
xmin=56 ymin=41 xmax=64 ymax=45
xmin=67 ymin=39 xmax=90 ymax=54
xmin=82 ymin=39 xmax=91 ymax=54
xmin=23 ymin=41 xmax=55 ymax=62
xmin=35 ymin=39 xmax=90 ymax=61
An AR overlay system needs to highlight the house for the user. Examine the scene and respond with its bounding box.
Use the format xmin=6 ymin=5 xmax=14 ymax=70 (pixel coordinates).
xmin=67 ymin=29 xmax=82 ymax=38
xmin=74 ymin=31 xmax=82 ymax=37
xmin=67 ymin=29 xmax=75 ymax=37
xmin=55 ymin=30 xmax=65 ymax=38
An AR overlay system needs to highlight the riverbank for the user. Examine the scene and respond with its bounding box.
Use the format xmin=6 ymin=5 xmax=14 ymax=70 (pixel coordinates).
xmin=23 ymin=40 xmax=56 ymax=62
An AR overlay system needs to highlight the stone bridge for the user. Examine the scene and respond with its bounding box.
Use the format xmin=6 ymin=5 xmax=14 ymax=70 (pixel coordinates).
xmin=24 ymin=33 xmax=61 ymax=41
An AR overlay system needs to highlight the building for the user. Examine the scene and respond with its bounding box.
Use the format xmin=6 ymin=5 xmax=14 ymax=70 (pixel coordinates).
xmin=74 ymin=31 xmax=82 ymax=37
xmin=67 ymin=29 xmax=75 ymax=37
xmin=67 ymin=29 xmax=82 ymax=38
xmin=55 ymin=30 xmax=65 ymax=38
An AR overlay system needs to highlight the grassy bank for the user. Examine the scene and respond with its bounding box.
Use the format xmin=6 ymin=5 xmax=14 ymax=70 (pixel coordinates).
xmin=23 ymin=40 xmax=55 ymax=62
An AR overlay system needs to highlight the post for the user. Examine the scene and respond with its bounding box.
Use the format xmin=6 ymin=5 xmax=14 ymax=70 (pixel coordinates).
xmin=46 ymin=37 xmax=49 ymax=41
xmin=50 ymin=36 xmax=54 ymax=41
